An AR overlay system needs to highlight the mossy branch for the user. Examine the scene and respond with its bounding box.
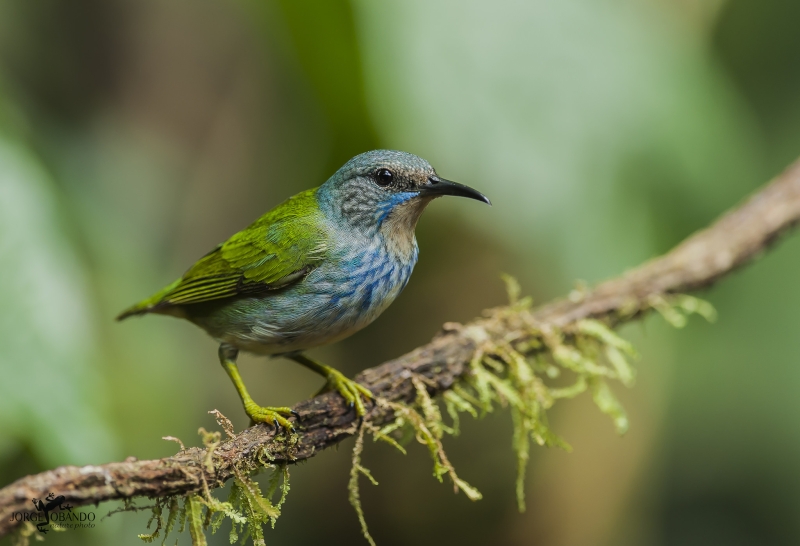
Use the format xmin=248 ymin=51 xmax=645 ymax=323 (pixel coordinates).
xmin=3 ymin=157 xmax=800 ymax=541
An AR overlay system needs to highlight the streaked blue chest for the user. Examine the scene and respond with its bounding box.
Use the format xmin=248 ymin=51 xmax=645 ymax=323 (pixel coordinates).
xmin=323 ymin=238 xmax=418 ymax=323
xmin=197 ymin=233 xmax=419 ymax=354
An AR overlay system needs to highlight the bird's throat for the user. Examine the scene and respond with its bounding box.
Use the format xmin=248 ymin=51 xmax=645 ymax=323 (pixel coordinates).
xmin=379 ymin=197 xmax=433 ymax=261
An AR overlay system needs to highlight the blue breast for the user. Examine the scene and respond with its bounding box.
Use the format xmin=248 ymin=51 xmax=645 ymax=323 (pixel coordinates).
xmin=192 ymin=232 xmax=420 ymax=354
xmin=328 ymin=239 xmax=417 ymax=325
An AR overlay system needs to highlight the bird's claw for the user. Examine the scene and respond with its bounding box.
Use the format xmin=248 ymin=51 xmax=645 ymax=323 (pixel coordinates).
xmin=244 ymin=404 xmax=296 ymax=431
xmin=324 ymin=370 xmax=373 ymax=417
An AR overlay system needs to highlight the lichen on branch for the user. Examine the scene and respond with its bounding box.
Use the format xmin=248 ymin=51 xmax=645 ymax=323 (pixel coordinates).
xmin=141 ymin=287 xmax=712 ymax=546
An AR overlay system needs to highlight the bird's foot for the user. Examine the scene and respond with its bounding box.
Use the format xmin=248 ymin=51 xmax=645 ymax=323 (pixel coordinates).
xmin=322 ymin=369 xmax=373 ymax=416
xmin=244 ymin=403 xmax=297 ymax=431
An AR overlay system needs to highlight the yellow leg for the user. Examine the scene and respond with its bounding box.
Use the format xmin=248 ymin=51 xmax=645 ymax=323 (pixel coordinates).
xmin=219 ymin=344 xmax=296 ymax=430
xmin=287 ymin=353 xmax=373 ymax=416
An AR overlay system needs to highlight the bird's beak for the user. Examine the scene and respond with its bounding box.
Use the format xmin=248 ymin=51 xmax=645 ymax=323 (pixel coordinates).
xmin=419 ymin=176 xmax=491 ymax=205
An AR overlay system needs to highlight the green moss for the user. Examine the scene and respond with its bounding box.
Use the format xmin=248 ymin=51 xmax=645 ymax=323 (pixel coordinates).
xmin=125 ymin=285 xmax=715 ymax=546
xmin=343 ymin=281 xmax=717 ymax=532
xmin=9 ymin=522 xmax=38 ymax=546
xmin=348 ymin=425 xmax=378 ymax=546
xmin=129 ymin=424 xmax=291 ymax=546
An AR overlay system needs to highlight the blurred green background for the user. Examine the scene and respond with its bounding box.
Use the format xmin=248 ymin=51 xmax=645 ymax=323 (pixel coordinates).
xmin=1 ymin=0 xmax=800 ymax=544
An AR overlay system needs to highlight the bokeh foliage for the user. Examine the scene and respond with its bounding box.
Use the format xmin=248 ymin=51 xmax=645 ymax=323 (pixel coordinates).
xmin=1 ymin=0 xmax=800 ymax=545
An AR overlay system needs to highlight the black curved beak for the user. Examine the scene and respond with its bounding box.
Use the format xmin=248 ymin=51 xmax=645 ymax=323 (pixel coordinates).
xmin=420 ymin=176 xmax=491 ymax=205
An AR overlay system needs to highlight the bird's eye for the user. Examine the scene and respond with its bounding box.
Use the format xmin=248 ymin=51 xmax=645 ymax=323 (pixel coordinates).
xmin=375 ymin=168 xmax=394 ymax=187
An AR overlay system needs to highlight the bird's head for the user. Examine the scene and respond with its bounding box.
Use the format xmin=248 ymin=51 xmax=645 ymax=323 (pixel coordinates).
xmin=318 ymin=150 xmax=490 ymax=239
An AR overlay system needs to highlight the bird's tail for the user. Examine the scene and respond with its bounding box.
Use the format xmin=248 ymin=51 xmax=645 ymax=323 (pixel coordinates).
xmin=116 ymin=303 xmax=151 ymax=321
xmin=116 ymin=279 xmax=181 ymax=321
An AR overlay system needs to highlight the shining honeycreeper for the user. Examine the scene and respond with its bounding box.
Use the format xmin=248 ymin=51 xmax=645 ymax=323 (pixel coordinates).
xmin=118 ymin=150 xmax=490 ymax=429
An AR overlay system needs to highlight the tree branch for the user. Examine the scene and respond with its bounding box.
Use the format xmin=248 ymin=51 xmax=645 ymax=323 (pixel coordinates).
xmin=3 ymin=158 xmax=800 ymax=539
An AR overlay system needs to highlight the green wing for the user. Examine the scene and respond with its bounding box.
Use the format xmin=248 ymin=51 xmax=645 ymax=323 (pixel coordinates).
xmin=117 ymin=189 xmax=327 ymax=319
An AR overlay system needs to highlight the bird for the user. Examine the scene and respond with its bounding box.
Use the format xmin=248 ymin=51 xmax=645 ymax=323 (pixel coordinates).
xmin=117 ymin=150 xmax=490 ymax=430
